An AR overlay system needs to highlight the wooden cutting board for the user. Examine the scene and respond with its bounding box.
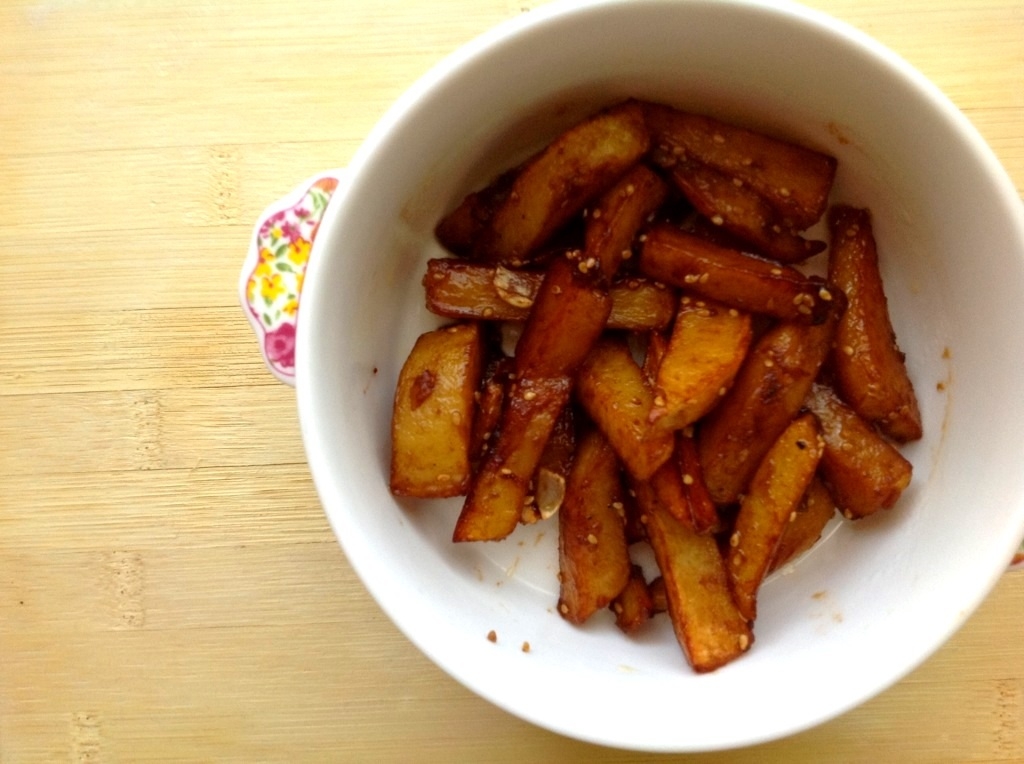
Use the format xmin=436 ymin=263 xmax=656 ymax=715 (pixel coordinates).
xmin=2 ymin=1 xmax=1022 ymax=761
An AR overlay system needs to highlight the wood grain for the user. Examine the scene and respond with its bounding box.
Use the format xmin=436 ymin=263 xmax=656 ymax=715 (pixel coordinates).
xmin=1 ymin=0 xmax=1022 ymax=761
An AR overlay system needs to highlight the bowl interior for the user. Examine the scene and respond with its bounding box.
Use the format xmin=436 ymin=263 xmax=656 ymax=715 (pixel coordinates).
xmin=297 ymin=0 xmax=1024 ymax=751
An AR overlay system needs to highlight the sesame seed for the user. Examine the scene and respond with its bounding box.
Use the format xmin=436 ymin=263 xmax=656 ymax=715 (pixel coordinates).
xmin=779 ymin=187 xmax=791 ymax=197
xmin=712 ymin=133 xmax=725 ymax=144
xmin=622 ymin=248 xmax=633 ymax=260
xmin=846 ymin=224 xmax=860 ymax=237
xmin=577 ymin=261 xmax=589 ymax=273
xmin=613 ymin=602 xmax=624 ymax=614
xmin=499 ymin=467 xmax=514 ymax=477
xmin=626 ymin=184 xmax=636 ymax=196
xmin=432 ymin=271 xmax=445 ymax=280
xmin=770 ymin=267 xmax=783 ymax=276
xmin=682 ymin=473 xmax=694 ymax=486
xmin=653 ymin=395 xmax=666 ymax=407
xmin=586 ymin=257 xmax=598 ymax=270
xmin=559 ymin=602 xmax=569 ymax=614
xmin=818 ymin=287 xmax=833 ymax=301
xmin=732 ymin=177 xmax=744 ymax=187
xmin=672 ymin=145 xmax=684 ymax=156
xmin=772 ymin=224 xmax=782 ymax=233
xmin=718 ymin=386 xmax=727 ymax=396
xmin=451 ymin=411 xmax=463 ymax=426
xmin=732 ymin=552 xmax=743 ymax=566
xmin=710 ymin=215 xmax=724 ymax=226
xmin=699 ymin=273 xmax=710 ymax=284
xmin=729 ymin=531 xmax=740 ymax=547
xmin=521 ymin=641 xmax=530 ymax=653
xmin=592 ymin=209 xmax=602 ymax=219
xmin=684 ymin=273 xmax=699 ymax=284
xmin=482 ymin=306 xmax=495 ymax=317
xmin=627 ymin=279 xmax=640 ymax=289
xmin=552 ymin=286 xmax=562 ymax=295
xmin=764 ymin=358 xmax=775 ymax=368
xmin=487 ymin=630 xmax=497 ymax=642
xmin=790 ymin=511 xmax=798 ymax=522
xmin=741 ymin=157 xmax=753 ymax=166
xmin=522 ymin=390 xmax=537 ymax=401
xmin=587 ymin=533 xmax=598 ymax=545
xmin=638 ymin=233 xmax=648 ymax=242
xmin=843 ymin=509 xmax=854 ymax=520
xmin=797 ymin=305 xmax=813 ymax=315
xmin=437 ymin=473 xmax=451 ymax=483
xmin=612 ymin=500 xmax=624 ymax=510
xmin=738 ymin=634 xmax=750 ymax=651
xmin=639 ymin=514 xmax=648 ymax=525
xmin=729 ymin=308 xmax=739 ymax=317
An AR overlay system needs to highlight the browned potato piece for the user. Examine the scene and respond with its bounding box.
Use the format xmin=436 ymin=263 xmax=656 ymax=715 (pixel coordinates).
xmin=633 ymin=478 xmax=753 ymax=672
xmin=698 ymin=303 xmax=840 ymax=505
xmin=422 ymin=259 xmax=675 ymax=330
xmin=643 ymin=102 xmax=837 ymax=230
xmin=828 ymin=206 xmax=922 ymax=442
xmin=469 ymin=356 xmax=512 ymax=466
xmin=770 ymin=477 xmax=837 ymax=572
xmin=576 ymin=337 xmax=675 ymax=481
xmin=390 ymin=323 xmax=483 ymax=497
xmin=513 ymin=254 xmax=612 ymax=378
xmin=531 ymin=406 xmax=576 ymax=523
xmin=677 ymin=432 xmax=720 ymax=534
xmin=639 ymin=224 xmax=831 ymax=323
xmin=454 ymin=375 xmax=571 ymax=542
xmin=475 ymin=101 xmax=650 ymax=264
xmin=611 ymin=565 xmax=655 ymax=635
xmin=727 ymin=413 xmax=824 ymax=622
xmin=585 ymin=163 xmax=668 ymax=278
xmin=557 ymin=428 xmax=631 ymax=624
xmin=649 ymin=453 xmax=696 ymax=530
xmin=805 ymin=383 xmax=913 ymax=519
xmin=435 ymin=166 xmax=518 ymax=257
xmin=664 ymin=159 xmax=825 ymax=263
xmin=649 ymin=296 xmax=753 ymax=433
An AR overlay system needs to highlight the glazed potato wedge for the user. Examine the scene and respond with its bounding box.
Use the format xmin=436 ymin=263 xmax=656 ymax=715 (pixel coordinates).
xmin=643 ymin=102 xmax=837 ymax=230
xmin=584 ymin=163 xmax=668 ymax=277
xmin=727 ymin=413 xmax=824 ymax=622
xmin=639 ymin=224 xmax=832 ymax=323
xmin=422 ymin=259 xmax=675 ymax=330
xmin=454 ymin=375 xmax=571 ymax=541
xmin=512 ymin=255 xmax=611 ymax=378
xmin=435 ymin=166 xmax=518 ymax=257
xmin=769 ymin=477 xmax=837 ymax=573
xmin=828 ymin=205 xmax=922 ymax=442
xmin=805 ymin=383 xmax=913 ymax=519
xmin=576 ymin=337 xmax=675 ymax=480
xmin=677 ymin=432 xmax=720 ymax=534
xmin=530 ymin=406 xmax=576 ymax=523
xmin=664 ymin=159 xmax=825 ymax=263
xmin=611 ymin=565 xmax=656 ymax=635
xmin=557 ymin=428 xmax=632 ymax=624
xmin=649 ymin=296 xmax=753 ymax=433
xmin=471 ymin=101 xmax=650 ymax=264
xmin=633 ymin=478 xmax=754 ymax=672
xmin=390 ymin=323 xmax=483 ymax=497
xmin=698 ymin=302 xmax=840 ymax=505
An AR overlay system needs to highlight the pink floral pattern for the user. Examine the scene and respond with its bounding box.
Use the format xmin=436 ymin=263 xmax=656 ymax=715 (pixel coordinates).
xmin=240 ymin=173 xmax=341 ymax=384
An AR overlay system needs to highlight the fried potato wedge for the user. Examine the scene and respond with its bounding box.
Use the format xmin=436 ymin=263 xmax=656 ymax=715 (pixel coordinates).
xmin=390 ymin=323 xmax=483 ymax=497
xmin=649 ymin=296 xmax=753 ymax=433
xmin=698 ymin=303 xmax=840 ymax=505
xmin=585 ymin=163 xmax=668 ymax=277
xmin=473 ymin=101 xmax=650 ymax=264
xmin=643 ymin=102 xmax=837 ymax=230
xmin=513 ymin=255 xmax=612 ymax=378
xmin=805 ymin=382 xmax=913 ymax=519
xmin=531 ymin=405 xmax=576 ymax=523
xmin=576 ymin=337 xmax=675 ymax=480
xmin=422 ymin=259 xmax=674 ymax=330
xmin=727 ymin=413 xmax=824 ymax=622
xmin=435 ymin=166 xmax=518 ymax=257
xmin=557 ymin=428 xmax=632 ymax=624
xmin=664 ymin=159 xmax=825 ymax=263
xmin=769 ymin=476 xmax=837 ymax=573
xmin=633 ymin=478 xmax=753 ymax=672
xmin=677 ymin=432 xmax=720 ymax=534
xmin=454 ymin=375 xmax=571 ymax=542
xmin=828 ymin=206 xmax=922 ymax=441
xmin=611 ymin=565 xmax=656 ymax=635
xmin=639 ymin=224 xmax=832 ymax=323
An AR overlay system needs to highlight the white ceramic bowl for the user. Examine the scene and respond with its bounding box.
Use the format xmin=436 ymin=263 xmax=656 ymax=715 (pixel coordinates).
xmin=296 ymin=0 xmax=1024 ymax=751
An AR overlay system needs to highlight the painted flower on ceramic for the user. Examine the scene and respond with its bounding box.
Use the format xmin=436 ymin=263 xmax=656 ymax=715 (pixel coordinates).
xmin=243 ymin=175 xmax=339 ymax=381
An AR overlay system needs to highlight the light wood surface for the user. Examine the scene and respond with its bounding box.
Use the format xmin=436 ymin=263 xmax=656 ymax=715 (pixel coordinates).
xmin=2 ymin=1 xmax=1022 ymax=761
